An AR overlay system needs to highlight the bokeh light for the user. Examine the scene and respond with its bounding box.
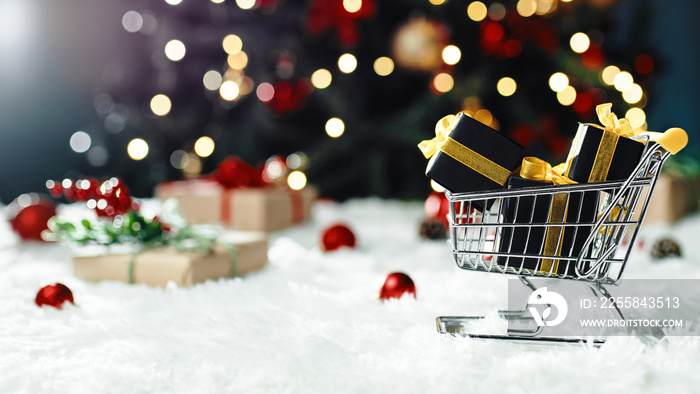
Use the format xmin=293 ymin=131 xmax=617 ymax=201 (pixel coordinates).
xmin=601 ymin=65 xmax=620 ymax=86
xmin=227 ymin=51 xmax=248 ymax=69
xmin=433 ymin=73 xmax=454 ymax=93
xmin=516 ymin=0 xmax=537 ymax=17
xmin=570 ymin=32 xmax=590 ymax=53
xmin=442 ymin=45 xmax=461 ymax=65
xmin=287 ymin=171 xmax=307 ymax=190
xmin=338 ymin=54 xmax=357 ymax=74
xmin=626 ymin=108 xmax=646 ymax=128
xmin=122 ymin=11 xmax=143 ymax=33
xmin=203 ymin=70 xmax=223 ymax=91
xmin=165 ymin=0 xmax=183 ymax=5
xmin=497 ymin=77 xmax=517 ymax=96
xmin=256 ymin=82 xmax=275 ymax=102
xmin=222 ymin=34 xmax=243 ymax=54
xmin=488 ymin=2 xmax=506 ymax=21
xmin=557 ymin=85 xmax=577 ymax=106
xmin=127 ymin=139 xmax=149 ymax=160
xmin=548 ymin=72 xmax=569 ymax=92
xmin=194 ymin=136 xmax=215 ymax=157
xmin=311 ymin=69 xmax=332 ymax=88
xmin=429 ymin=0 xmax=447 ymax=4
xmin=236 ymin=0 xmax=256 ymax=10
xmin=164 ymin=40 xmax=186 ymax=61
xmin=467 ymin=1 xmax=488 ymax=21
xmin=430 ymin=180 xmax=445 ymax=193
xmin=622 ymin=83 xmax=643 ymax=104
xmin=373 ymin=57 xmax=394 ymax=76
xmin=150 ymin=94 xmax=172 ymax=116
xmin=326 ymin=118 xmax=345 ymax=138
xmin=220 ymin=81 xmax=240 ymax=101
xmin=343 ymin=0 xmax=362 ymax=13
xmin=613 ymin=71 xmax=634 ymax=92
xmin=69 ymin=131 xmax=91 ymax=153
xmin=170 ymin=150 xmax=189 ymax=169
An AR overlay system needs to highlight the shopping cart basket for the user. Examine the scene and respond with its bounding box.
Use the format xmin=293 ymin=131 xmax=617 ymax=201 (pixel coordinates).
xmin=435 ymin=128 xmax=688 ymax=345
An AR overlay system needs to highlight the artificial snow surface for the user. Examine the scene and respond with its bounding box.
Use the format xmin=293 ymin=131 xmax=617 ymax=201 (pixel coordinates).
xmin=2 ymin=198 xmax=700 ymax=393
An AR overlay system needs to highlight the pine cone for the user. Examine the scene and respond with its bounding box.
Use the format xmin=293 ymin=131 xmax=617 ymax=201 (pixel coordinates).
xmin=650 ymin=238 xmax=682 ymax=260
xmin=419 ymin=218 xmax=447 ymax=240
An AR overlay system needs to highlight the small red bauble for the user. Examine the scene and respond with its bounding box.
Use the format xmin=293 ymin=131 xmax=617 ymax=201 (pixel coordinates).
xmin=8 ymin=194 xmax=57 ymax=241
xmin=216 ymin=156 xmax=266 ymax=189
xmin=35 ymin=283 xmax=74 ymax=309
xmin=321 ymin=223 xmax=356 ymax=252
xmin=424 ymin=191 xmax=471 ymax=227
xmin=379 ymin=272 xmax=416 ymax=300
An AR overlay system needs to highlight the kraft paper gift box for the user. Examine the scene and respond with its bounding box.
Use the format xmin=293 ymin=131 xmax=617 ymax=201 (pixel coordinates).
xmin=630 ymin=172 xmax=700 ymax=226
xmin=496 ymin=158 xmax=599 ymax=276
xmin=73 ymin=232 xmax=268 ymax=288
xmin=419 ymin=112 xmax=524 ymax=212
xmin=155 ymin=179 xmax=317 ymax=232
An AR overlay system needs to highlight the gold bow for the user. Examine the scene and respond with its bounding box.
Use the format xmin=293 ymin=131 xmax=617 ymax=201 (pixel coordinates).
xmin=418 ymin=113 xmax=512 ymax=186
xmin=418 ymin=114 xmax=459 ymax=159
xmin=519 ymin=157 xmax=577 ymax=185
xmin=593 ymin=103 xmax=636 ymax=137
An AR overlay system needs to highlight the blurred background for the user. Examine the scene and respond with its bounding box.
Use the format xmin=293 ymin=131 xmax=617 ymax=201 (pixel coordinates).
xmin=1 ymin=0 xmax=698 ymax=203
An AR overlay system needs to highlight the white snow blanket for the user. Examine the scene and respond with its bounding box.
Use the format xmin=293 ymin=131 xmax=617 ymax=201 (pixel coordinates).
xmin=2 ymin=198 xmax=700 ymax=393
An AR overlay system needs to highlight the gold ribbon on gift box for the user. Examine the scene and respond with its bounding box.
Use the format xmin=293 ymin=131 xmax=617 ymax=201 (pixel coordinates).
xmin=518 ymin=157 xmax=576 ymax=274
xmin=565 ymin=103 xmax=640 ymax=182
xmin=418 ymin=113 xmax=512 ymax=187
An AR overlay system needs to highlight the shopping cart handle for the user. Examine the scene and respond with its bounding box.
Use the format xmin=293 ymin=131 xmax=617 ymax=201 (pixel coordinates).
xmin=647 ymin=127 xmax=688 ymax=154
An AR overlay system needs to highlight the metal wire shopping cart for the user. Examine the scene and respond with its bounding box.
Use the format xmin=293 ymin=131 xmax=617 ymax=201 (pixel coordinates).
xmin=435 ymin=128 xmax=688 ymax=345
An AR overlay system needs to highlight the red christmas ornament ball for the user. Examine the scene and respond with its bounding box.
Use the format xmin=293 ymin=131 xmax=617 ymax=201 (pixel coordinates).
xmin=8 ymin=194 xmax=57 ymax=241
xmin=35 ymin=283 xmax=74 ymax=309
xmin=321 ymin=223 xmax=356 ymax=251
xmin=379 ymin=272 xmax=416 ymax=300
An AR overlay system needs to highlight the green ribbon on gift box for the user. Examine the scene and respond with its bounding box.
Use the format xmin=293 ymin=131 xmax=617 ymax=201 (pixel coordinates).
xmin=419 ymin=113 xmax=512 ymax=187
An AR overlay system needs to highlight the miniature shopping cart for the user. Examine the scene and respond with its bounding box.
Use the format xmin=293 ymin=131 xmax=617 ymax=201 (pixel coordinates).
xmin=435 ymin=128 xmax=687 ymax=345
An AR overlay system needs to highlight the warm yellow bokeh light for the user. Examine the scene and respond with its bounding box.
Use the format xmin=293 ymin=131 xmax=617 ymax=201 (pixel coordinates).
xmin=570 ymin=32 xmax=590 ymax=53
xmin=556 ymin=85 xmax=577 ymax=106
xmin=326 ymin=118 xmax=345 ymax=138
xmin=497 ymin=77 xmax=517 ymax=97
xmin=343 ymin=0 xmax=362 ymax=13
xmin=601 ymin=65 xmax=620 ymax=86
xmin=467 ymin=1 xmax=488 ymax=22
xmin=535 ymin=0 xmax=556 ymax=15
xmin=338 ymin=53 xmax=358 ymax=74
xmin=622 ymin=83 xmax=643 ymax=104
xmin=516 ymin=0 xmax=537 ymax=17
xmin=613 ymin=71 xmax=634 ymax=92
xmin=164 ymin=40 xmax=186 ymax=61
xmin=222 ymin=34 xmax=243 ymax=54
xmin=442 ymin=45 xmax=461 ymax=65
xmin=127 ymin=138 xmax=149 ymax=160
xmin=194 ymin=136 xmax=215 ymax=157
xmin=373 ymin=57 xmax=394 ymax=76
xmin=433 ymin=73 xmax=454 ymax=93
xmin=287 ymin=171 xmax=307 ymax=190
xmin=220 ymin=81 xmax=240 ymax=101
xmin=236 ymin=0 xmax=255 ymax=10
xmin=211 ymin=0 xmax=224 ymax=3
xmin=548 ymin=72 xmax=569 ymax=92
xmin=626 ymin=108 xmax=646 ymax=128
xmin=150 ymin=94 xmax=172 ymax=116
xmin=227 ymin=51 xmax=248 ymax=69
xmin=429 ymin=0 xmax=447 ymax=4
xmin=311 ymin=69 xmax=332 ymax=89
xmin=430 ymin=180 xmax=445 ymax=193
xmin=474 ymin=109 xmax=493 ymax=125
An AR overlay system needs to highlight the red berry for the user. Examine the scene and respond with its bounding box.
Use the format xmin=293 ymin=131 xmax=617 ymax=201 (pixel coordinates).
xmin=321 ymin=223 xmax=356 ymax=252
xmin=217 ymin=156 xmax=266 ymax=188
xmin=35 ymin=283 xmax=74 ymax=309
xmin=379 ymin=272 xmax=416 ymax=300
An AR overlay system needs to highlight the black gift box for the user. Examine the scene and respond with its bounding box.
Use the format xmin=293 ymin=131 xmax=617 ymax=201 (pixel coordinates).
xmin=497 ymin=176 xmax=599 ymax=276
xmin=425 ymin=113 xmax=524 ymax=211
xmin=564 ymin=123 xmax=645 ymax=183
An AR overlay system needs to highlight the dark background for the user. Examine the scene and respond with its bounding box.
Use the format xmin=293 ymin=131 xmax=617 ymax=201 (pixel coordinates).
xmin=0 ymin=0 xmax=697 ymax=203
